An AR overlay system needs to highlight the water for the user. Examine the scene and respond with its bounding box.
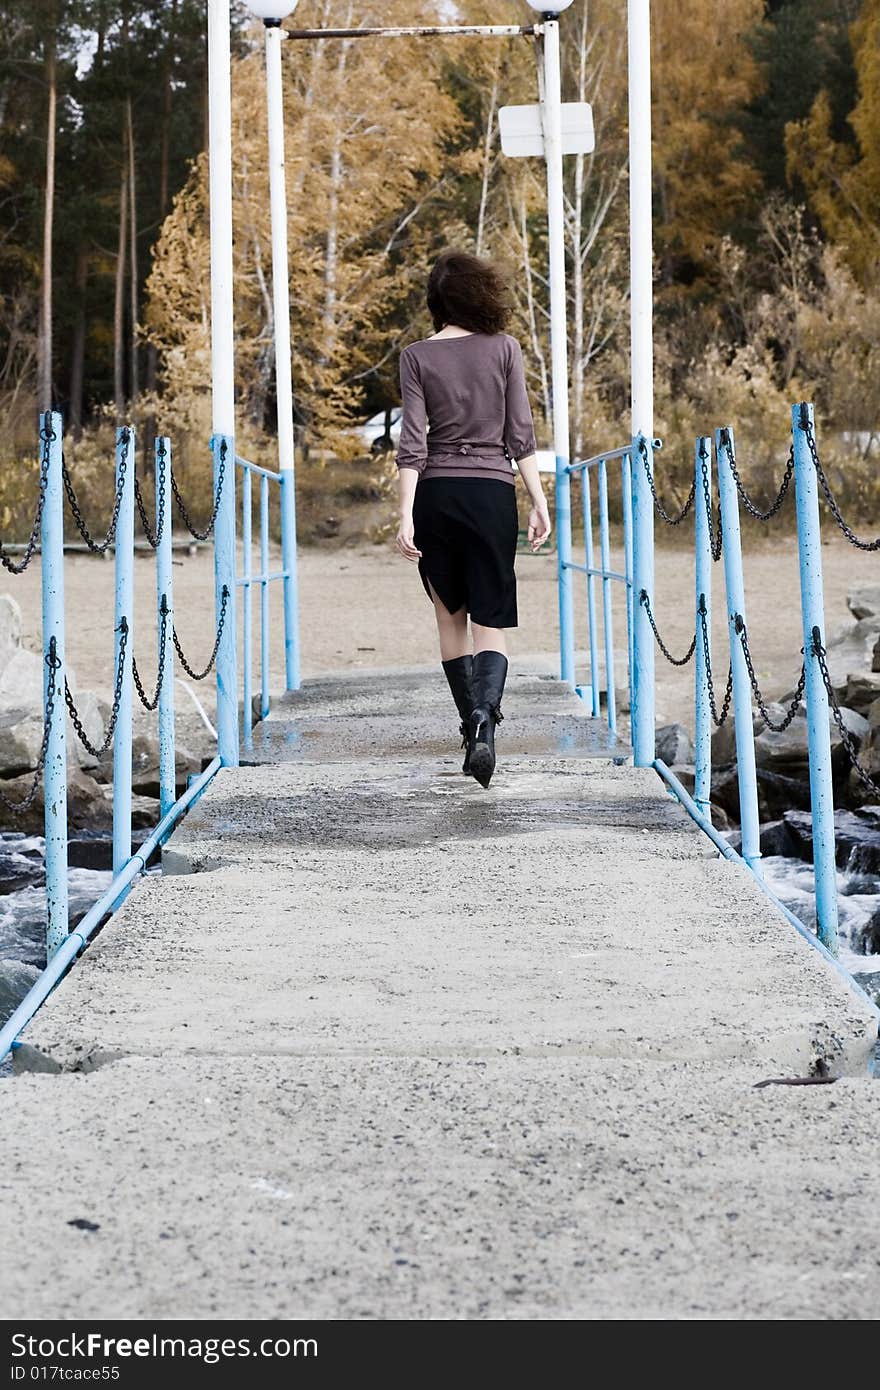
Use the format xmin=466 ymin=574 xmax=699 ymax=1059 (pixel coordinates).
xmin=0 ymin=833 xmax=111 ymax=1028
xmin=761 ymin=855 xmax=880 ymax=1006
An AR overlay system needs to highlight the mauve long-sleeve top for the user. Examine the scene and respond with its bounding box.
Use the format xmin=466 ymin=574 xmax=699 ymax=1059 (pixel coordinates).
xmin=395 ymin=332 xmax=538 ymax=486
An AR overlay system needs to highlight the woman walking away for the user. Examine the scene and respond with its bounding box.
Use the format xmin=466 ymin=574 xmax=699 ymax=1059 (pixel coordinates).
xmin=394 ymin=249 xmax=552 ymax=788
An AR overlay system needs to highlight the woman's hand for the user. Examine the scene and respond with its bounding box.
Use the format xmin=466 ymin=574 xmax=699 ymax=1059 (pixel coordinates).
xmin=396 ymin=514 xmax=422 ymax=562
xmin=527 ymin=499 xmax=552 ymax=552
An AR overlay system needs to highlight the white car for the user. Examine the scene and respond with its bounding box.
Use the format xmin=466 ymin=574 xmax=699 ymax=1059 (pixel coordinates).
xmin=358 ymin=410 xmax=402 ymax=454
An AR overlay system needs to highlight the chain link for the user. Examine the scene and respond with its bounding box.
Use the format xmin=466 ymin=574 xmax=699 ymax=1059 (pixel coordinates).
xmin=134 ymin=440 xmax=168 ymax=549
xmin=63 ymin=428 xmax=130 ymax=553
xmin=698 ymin=598 xmax=733 ymax=727
xmin=132 ymin=596 xmax=170 ymax=711
xmin=812 ymin=628 xmax=879 ymax=795
xmin=171 ymin=438 xmax=227 ymax=541
xmin=638 ymin=437 xmax=696 ymax=526
xmin=800 ymin=407 xmax=880 ymax=551
xmin=733 ymin=613 xmax=806 ymax=732
xmin=718 ymin=428 xmax=794 ymax=522
xmin=639 ymin=590 xmax=696 ymax=665
xmin=0 ymin=640 xmax=61 ymax=813
xmin=0 ymin=418 xmax=53 ymax=575
xmin=65 ymin=619 xmax=129 ymax=758
xmin=172 ymin=584 xmax=230 ymax=681
xmin=699 ymin=448 xmax=723 ymax=561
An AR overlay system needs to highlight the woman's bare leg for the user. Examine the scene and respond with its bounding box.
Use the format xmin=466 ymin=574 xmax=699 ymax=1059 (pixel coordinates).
xmin=427 ymin=581 xmax=470 ymax=661
xmin=472 ymin=622 xmax=507 ymax=657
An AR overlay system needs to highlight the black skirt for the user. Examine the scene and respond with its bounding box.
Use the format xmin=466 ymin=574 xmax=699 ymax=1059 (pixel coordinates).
xmin=412 ymin=476 xmax=519 ymax=628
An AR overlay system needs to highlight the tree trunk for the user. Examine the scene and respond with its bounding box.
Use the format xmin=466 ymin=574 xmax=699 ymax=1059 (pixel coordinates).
xmin=127 ymin=97 xmax=139 ymax=405
xmin=37 ymin=18 xmax=57 ymax=414
xmin=145 ymin=0 xmax=177 ymax=398
xmin=475 ymin=69 xmax=499 ymax=257
xmin=114 ymin=161 xmax=128 ymax=419
xmin=68 ymin=247 xmax=89 ymax=438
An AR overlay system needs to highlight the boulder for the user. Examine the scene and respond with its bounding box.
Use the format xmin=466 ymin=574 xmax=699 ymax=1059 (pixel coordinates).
xmin=758 ymin=818 xmax=800 ymax=858
xmin=66 ymin=690 xmax=112 ymax=772
xmin=846 ymin=583 xmax=880 ymax=621
xmin=873 ymin=636 xmax=880 ymax=674
xmin=850 ymin=907 xmax=880 ymax=957
xmin=0 ymin=764 xmax=115 ymax=835
xmin=655 ymin=722 xmax=694 ymax=766
xmin=0 ymin=592 xmax=22 ymax=656
xmin=0 ymin=645 xmax=45 ymax=719
xmin=755 ymin=767 xmax=812 ymax=820
xmin=825 ymin=618 xmax=880 ymax=692
xmin=0 ymin=711 xmax=45 ymax=775
xmin=841 ymin=670 xmax=880 ymax=715
xmin=782 ymin=807 xmax=880 ymax=875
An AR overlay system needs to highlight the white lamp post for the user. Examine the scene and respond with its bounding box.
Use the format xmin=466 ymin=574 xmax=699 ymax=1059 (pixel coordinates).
xmin=525 ymin=1 xmax=576 ymax=683
xmin=245 ymin=0 xmax=301 ymax=690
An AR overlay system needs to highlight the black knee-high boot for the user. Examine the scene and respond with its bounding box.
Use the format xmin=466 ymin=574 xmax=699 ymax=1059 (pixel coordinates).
xmin=442 ymin=655 xmax=475 ymax=774
xmin=468 ymin=651 xmax=508 ymax=788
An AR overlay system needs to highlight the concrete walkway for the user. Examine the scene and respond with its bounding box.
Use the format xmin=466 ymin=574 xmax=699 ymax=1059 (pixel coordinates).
xmin=1 ymin=664 xmax=878 ymax=1320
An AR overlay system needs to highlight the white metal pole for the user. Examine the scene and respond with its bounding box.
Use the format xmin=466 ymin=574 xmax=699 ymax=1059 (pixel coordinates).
xmin=207 ymin=0 xmax=235 ymax=437
xmin=627 ymin=0 xmax=655 ymax=764
xmin=265 ymin=23 xmax=301 ymax=689
xmin=542 ymin=17 xmax=575 ymax=685
xmin=207 ymin=0 xmax=239 ymax=764
xmin=628 ymin=0 xmax=653 ymax=438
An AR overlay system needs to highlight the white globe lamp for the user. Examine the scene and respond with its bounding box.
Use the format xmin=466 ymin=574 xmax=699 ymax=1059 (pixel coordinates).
xmin=244 ymin=0 xmax=299 ymax=22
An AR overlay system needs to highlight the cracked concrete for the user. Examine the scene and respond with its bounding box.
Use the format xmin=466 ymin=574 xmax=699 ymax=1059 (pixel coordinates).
xmin=1 ymin=665 xmax=878 ymax=1319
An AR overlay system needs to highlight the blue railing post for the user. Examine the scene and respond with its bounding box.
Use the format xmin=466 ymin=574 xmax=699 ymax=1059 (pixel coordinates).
xmin=580 ymin=469 xmax=601 ymax=715
xmin=630 ymin=434 xmax=655 ymax=765
xmin=241 ymin=464 xmax=253 ymax=751
xmin=621 ymin=449 xmax=635 ymax=719
xmin=716 ymin=426 xmax=761 ymax=874
xmin=155 ymin=437 xmax=176 ymax=819
xmin=694 ymin=435 xmax=712 ymax=818
xmin=792 ymin=403 xmax=839 ymax=954
xmin=597 ymin=457 xmax=617 ymax=733
xmin=112 ymin=425 xmax=135 ymax=877
xmin=213 ymin=433 xmax=239 ymax=766
xmin=280 ymin=469 xmax=300 ymax=691
xmin=260 ymin=473 xmax=270 ymax=720
xmin=41 ymin=409 xmax=68 ymax=958
xmin=557 ymin=455 xmax=575 ymax=686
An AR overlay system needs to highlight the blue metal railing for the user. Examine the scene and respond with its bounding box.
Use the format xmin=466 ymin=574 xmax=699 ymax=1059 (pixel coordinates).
xmin=0 ymin=416 xmax=301 ymax=1062
xmin=558 ymin=404 xmax=879 ymax=1000
xmin=235 ymin=454 xmax=290 ymax=751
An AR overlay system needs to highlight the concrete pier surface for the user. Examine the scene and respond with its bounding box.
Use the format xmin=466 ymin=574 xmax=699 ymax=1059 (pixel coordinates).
xmin=2 ymin=665 xmax=878 ymax=1320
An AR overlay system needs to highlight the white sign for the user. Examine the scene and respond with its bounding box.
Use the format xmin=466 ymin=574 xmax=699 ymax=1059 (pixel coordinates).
xmin=499 ymin=102 xmax=595 ymax=158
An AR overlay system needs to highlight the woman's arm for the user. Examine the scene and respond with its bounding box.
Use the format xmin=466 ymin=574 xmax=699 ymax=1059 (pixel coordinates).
xmin=396 ymin=466 xmax=421 ymax=562
xmin=395 ymin=349 xmax=427 ymax=562
xmin=515 ymin=453 xmax=552 ymax=552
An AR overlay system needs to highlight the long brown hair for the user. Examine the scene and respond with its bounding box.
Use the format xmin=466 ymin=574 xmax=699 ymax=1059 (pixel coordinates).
xmin=426 ymin=250 xmax=511 ymax=335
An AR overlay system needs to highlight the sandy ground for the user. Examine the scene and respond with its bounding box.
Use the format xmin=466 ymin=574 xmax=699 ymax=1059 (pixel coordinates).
xmin=4 ymin=529 xmax=867 ymax=737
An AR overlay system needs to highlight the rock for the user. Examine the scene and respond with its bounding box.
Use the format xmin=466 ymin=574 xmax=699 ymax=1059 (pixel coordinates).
xmin=759 ymin=818 xmax=800 ymax=858
xmin=837 ymin=706 xmax=869 ymax=741
xmin=873 ymin=636 xmax=880 ymax=673
xmin=710 ymin=765 xmax=741 ymax=823
xmin=66 ymin=690 xmax=112 ymax=772
xmin=0 ymin=592 xmax=22 ymax=656
xmin=841 ymin=670 xmax=880 ymax=715
xmin=0 ymin=837 xmax=44 ymax=895
xmin=655 ymin=722 xmax=694 ymax=766
xmin=0 ymin=711 xmax=45 ymax=775
xmin=755 ymin=768 xmax=812 ymax=820
xmin=850 ymin=906 xmax=880 ymax=957
xmin=0 ymin=765 xmax=115 ymax=835
xmin=868 ymin=699 xmax=880 ymax=730
xmin=847 ymin=583 xmax=880 ymax=621
xmin=826 ymin=618 xmax=880 ymax=692
xmin=782 ymin=808 xmax=880 ymax=874
xmin=710 ymin=803 xmax=734 ymax=833
xmin=0 ymin=646 xmax=45 ymax=719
